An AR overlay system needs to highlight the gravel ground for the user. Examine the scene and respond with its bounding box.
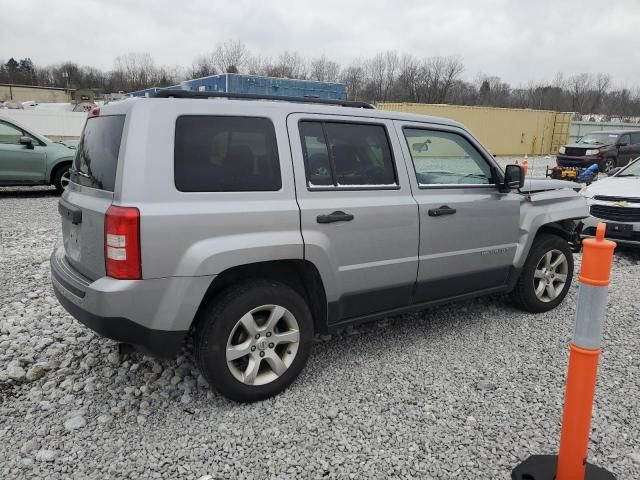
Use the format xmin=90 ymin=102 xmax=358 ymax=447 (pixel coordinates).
xmin=1 ymin=168 xmax=639 ymax=479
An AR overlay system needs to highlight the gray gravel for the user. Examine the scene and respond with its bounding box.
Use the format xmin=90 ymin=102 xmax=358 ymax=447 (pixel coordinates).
xmin=1 ymin=177 xmax=639 ymax=479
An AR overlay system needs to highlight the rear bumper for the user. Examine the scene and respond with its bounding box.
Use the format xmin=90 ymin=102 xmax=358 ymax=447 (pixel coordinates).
xmin=50 ymin=245 xmax=214 ymax=358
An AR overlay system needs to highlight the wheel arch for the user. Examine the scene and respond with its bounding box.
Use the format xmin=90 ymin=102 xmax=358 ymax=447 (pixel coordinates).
xmin=49 ymin=158 xmax=73 ymax=184
xmin=192 ymin=259 xmax=328 ymax=335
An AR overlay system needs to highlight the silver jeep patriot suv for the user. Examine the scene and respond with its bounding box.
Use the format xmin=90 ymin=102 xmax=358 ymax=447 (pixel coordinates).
xmin=51 ymin=91 xmax=588 ymax=402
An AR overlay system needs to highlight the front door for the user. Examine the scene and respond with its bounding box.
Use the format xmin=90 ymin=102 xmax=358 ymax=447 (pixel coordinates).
xmin=0 ymin=120 xmax=46 ymax=184
xmin=394 ymin=121 xmax=521 ymax=303
xmin=287 ymin=114 xmax=420 ymax=323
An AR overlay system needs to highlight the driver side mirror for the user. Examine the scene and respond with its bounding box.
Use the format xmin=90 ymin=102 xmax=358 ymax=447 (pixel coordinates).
xmin=504 ymin=164 xmax=525 ymax=190
xmin=616 ymin=140 xmax=628 ymax=147
xmin=19 ymin=136 xmax=34 ymax=149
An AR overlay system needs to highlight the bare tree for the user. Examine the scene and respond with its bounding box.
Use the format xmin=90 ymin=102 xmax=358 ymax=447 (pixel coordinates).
xmin=112 ymin=53 xmax=158 ymax=91
xmin=266 ymin=51 xmax=308 ymax=79
xmin=190 ymin=54 xmax=217 ymax=79
xmin=309 ymin=55 xmax=340 ymax=82
xmin=212 ymin=40 xmax=248 ymax=73
xmin=340 ymin=61 xmax=366 ymax=100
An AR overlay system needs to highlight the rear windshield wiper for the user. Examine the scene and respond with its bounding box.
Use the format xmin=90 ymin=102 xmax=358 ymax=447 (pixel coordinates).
xmin=70 ymin=168 xmax=91 ymax=179
xmin=615 ymin=173 xmax=638 ymax=177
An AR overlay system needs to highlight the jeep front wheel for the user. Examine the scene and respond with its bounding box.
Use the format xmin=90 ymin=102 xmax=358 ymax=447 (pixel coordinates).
xmin=511 ymin=234 xmax=574 ymax=313
xmin=195 ymin=280 xmax=313 ymax=402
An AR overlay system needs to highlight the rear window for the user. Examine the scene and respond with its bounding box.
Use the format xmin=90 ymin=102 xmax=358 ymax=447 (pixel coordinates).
xmin=174 ymin=116 xmax=281 ymax=192
xmin=74 ymin=115 xmax=125 ymax=192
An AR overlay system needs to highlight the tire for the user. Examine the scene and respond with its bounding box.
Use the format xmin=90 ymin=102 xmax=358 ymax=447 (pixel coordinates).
xmin=53 ymin=165 xmax=71 ymax=194
xmin=511 ymin=234 xmax=574 ymax=313
xmin=602 ymin=158 xmax=616 ymax=174
xmin=194 ymin=279 xmax=313 ymax=402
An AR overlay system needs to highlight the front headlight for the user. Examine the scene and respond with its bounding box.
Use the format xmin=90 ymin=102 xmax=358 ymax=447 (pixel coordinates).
xmin=558 ymin=146 xmax=566 ymax=154
xmin=585 ymin=149 xmax=600 ymax=155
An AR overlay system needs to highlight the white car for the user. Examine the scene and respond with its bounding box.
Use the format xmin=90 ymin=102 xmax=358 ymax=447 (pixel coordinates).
xmin=581 ymin=157 xmax=640 ymax=246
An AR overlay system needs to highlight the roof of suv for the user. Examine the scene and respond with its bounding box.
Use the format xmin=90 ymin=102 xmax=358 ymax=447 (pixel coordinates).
xmin=101 ymin=95 xmax=465 ymax=130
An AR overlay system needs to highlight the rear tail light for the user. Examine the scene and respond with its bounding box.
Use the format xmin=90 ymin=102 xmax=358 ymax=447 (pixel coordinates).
xmin=105 ymin=205 xmax=141 ymax=279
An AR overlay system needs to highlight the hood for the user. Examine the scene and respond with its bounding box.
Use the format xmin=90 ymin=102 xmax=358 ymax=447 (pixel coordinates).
xmin=584 ymin=176 xmax=640 ymax=199
xmin=520 ymin=178 xmax=579 ymax=193
xmin=565 ymin=142 xmax=612 ymax=148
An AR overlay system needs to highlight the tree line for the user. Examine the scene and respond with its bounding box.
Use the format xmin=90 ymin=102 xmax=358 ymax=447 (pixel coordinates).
xmin=2 ymin=40 xmax=639 ymax=120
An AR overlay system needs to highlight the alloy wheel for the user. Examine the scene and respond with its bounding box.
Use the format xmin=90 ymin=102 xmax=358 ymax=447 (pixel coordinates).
xmin=533 ymin=249 xmax=569 ymax=302
xmin=60 ymin=169 xmax=71 ymax=189
xmin=226 ymin=304 xmax=300 ymax=386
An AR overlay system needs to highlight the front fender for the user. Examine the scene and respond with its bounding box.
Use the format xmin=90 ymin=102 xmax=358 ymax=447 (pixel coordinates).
xmin=514 ymin=190 xmax=588 ymax=267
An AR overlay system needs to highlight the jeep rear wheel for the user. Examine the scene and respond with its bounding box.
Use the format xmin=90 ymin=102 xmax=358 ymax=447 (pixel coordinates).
xmin=511 ymin=234 xmax=574 ymax=313
xmin=195 ymin=280 xmax=313 ymax=402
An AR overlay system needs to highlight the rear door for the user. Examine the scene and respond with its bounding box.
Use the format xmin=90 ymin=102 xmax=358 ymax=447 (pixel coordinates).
xmin=287 ymin=114 xmax=419 ymax=323
xmin=394 ymin=121 xmax=521 ymax=302
xmin=60 ymin=114 xmax=125 ymax=280
xmin=0 ymin=120 xmax=46 ymax=184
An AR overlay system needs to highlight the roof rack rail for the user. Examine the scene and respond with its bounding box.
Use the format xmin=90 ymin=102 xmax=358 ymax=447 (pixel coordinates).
xmin=151 ymin=89 xmax=375 ymax=109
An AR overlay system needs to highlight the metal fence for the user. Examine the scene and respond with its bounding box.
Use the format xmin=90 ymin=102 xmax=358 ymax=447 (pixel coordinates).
xmin=568 ymin=121 xmax=640 ymax=143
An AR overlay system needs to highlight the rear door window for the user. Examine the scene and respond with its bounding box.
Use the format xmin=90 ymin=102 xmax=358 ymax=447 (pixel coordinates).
xmin=299 ymin=121 xmax=397 ymax=187
xmin=174 ymin=116 xmax=281 ymax=192
xmin=74 ymin=115 xmax=125 ymax=191
xmin=629 ymin=133 xmax=640 ymax=145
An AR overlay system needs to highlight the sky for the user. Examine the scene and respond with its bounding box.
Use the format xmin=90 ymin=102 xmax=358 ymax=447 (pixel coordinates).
xmin=2 ymin=0 xmax=639 ymax=87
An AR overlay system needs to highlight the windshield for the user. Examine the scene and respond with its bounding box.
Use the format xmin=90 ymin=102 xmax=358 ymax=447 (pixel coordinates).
xmin=616 ymin=158 xmax=640 ymax=177
xmin=577 ymin=133 xmax=619 ymax=145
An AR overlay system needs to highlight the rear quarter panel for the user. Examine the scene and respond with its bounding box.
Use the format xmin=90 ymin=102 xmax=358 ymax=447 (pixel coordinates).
xmin=117 ymin=100 xmax=303 ymax=279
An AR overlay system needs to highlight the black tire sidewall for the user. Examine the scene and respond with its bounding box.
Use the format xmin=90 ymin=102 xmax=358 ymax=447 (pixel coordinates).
xmin=516 ymin=235 xmax=574 ymax=313
xmin=53 ymin=165 xmax=70 ymax=193
xmin=196 ymin=280 xmax=313 ymax=402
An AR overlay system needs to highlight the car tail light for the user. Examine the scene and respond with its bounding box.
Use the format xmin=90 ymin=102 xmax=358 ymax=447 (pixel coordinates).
xmin=105 ymin=206 xmax=141 ymax=280
xmin=88 ymin=107 xmax=100 ymax=118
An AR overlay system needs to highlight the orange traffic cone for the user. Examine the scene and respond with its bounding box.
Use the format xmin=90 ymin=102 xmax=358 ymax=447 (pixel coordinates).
xmin=512 ymin=223 xmax=617 ymax=480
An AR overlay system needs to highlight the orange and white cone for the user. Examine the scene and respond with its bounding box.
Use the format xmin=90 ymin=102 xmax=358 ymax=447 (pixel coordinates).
xmin=512 ymin=223 xmax=617 ymax=480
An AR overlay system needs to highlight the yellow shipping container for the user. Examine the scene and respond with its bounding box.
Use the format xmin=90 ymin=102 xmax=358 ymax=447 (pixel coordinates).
xmin=377 ymin=103 xmax=572 ymax=156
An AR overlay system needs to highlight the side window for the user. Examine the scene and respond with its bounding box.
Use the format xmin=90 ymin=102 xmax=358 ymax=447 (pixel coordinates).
xmin=403 ymin=128 xmax=493 ymax=186
xmin=174 ymin=116 xmax=281 ymax=192
xmin=299 ymin=121 xmax=333 ymax=186
xmin=619 ymin=134 xmax=631 ymax=145
xmin=299 ymin=121 xmax=397 ymax=187
xmin=630 ymin=133 xmax=640 ymax=145
xmin=0 ymin=121 xmax=24 ymax=145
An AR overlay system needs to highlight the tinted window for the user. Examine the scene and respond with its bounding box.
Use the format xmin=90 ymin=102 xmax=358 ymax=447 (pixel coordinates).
xmin=0 ymin=121 xmax=25 ymax=145
xmin=403 ymin=129 xmax=493 ymax=186
xmin=74 ymin=115 xmax=125 ymax=191
xmin=299 ymin=121 xmax=397 ymax=187
xmin=175 ymin=116 xmax=281 ymax=192
xmin=630 ymin=133 xmax=640 ymax=144
xmin=619 ymin=134 xmax=631 ymax=145
xmin=300 ymin=121 xmax=333 ymax=186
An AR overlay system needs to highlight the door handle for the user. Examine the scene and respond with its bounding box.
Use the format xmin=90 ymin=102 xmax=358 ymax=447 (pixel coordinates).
xmin=317 ymin=211 xmax=355 ymax=224
xmin=428 ymin=205 xmax=457 ymax=217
